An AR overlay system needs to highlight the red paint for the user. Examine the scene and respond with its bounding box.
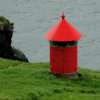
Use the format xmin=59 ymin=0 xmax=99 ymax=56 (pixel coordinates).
xmin=45 ymin=14 xmax=82 ymax=74
xmin=45 ymin=14 xmax=83 ymax=42
xmin=50 ymin=45 xmax=77 ymax=74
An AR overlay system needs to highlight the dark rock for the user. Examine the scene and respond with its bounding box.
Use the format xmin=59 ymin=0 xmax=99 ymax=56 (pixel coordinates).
xmin=0 ymin=16 xmax=29 ymax=62
xmin=11 ymin=47 xmax=29 ymax=62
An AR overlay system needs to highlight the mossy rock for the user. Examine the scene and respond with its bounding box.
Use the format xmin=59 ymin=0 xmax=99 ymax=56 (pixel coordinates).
xmin=0 ymin=16 xmax=28 ymax=62
xmin=0 ymin=16 xmax=14 ymax=32
xmin=0 ymin=16 xmax=7 ymax=22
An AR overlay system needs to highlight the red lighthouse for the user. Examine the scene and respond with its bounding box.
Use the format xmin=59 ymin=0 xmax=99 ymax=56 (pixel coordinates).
xmin=44 ymin=14 xmax=82 ymax=75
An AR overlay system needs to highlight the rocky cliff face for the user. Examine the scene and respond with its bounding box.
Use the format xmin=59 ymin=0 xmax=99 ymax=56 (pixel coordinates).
xmin=0 ymin=16 xmax=28 ymax=62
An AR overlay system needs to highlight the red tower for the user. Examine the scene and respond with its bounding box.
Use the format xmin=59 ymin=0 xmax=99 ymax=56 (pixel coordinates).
xmin=44 ymin=14 xmax=82 ymax=75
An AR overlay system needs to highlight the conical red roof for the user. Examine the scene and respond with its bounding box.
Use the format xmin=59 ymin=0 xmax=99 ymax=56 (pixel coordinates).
xmin=44 ymin=14 xmax=83 ymax=41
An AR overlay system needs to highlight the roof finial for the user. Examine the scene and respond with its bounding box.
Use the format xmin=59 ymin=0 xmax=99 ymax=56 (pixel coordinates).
xmin=61 ymin=13 xmax=65 ymax=19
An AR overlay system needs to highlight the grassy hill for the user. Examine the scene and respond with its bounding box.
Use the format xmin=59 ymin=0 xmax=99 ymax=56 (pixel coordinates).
xmin=0 ymin=58 xmax=100 ymax=100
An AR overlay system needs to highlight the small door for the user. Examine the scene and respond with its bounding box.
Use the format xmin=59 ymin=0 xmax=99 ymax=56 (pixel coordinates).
xmin=50 ymin=46 xmax=64 ymax=74
xmin=64 ymin=45 xmax=77 ymax=74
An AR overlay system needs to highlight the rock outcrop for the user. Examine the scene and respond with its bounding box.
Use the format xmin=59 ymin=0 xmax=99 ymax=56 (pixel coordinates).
xmin=0 ymin=16 xmax=28 ymax=62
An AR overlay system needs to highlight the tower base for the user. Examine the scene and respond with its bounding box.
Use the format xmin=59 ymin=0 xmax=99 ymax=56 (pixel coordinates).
xmin=50 ymin=72 xmax=82 ymax=79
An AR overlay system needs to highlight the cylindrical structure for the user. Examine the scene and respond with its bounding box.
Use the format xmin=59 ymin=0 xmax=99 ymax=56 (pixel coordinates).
xmin=50 ymin=41 xmax=78 ymax=74
xmin=44 ymin=14 xmax=82 ymax=75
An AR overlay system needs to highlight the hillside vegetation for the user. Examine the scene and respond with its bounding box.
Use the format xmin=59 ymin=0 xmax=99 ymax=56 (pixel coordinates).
xmin=0 ymin=58 xmax=100 ymax=100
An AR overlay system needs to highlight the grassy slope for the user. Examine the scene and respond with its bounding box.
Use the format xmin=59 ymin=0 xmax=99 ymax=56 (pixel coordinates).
xmin=0 ymin=58 xmax=100 ymax=100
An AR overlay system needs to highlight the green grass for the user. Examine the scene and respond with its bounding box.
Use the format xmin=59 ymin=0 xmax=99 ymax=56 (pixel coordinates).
xmin=0 ymin=58 xmax=100 ymax=100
